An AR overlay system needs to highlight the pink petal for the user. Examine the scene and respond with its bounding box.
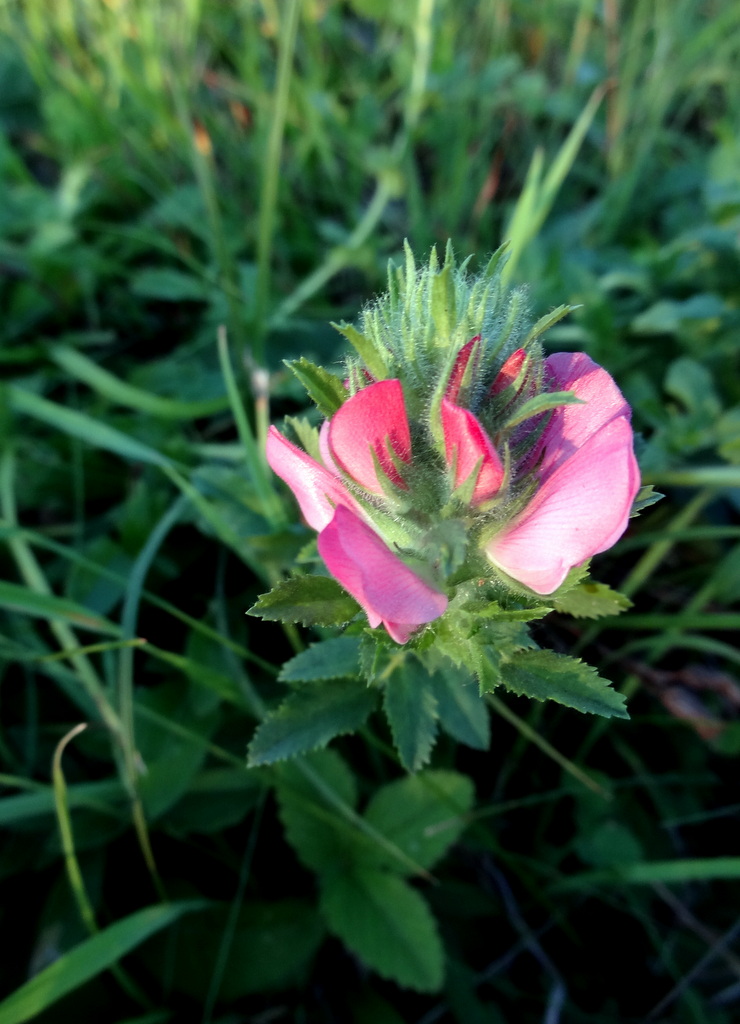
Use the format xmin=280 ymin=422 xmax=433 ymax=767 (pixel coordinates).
xmin=540 ymin=352 xmax=633 ymax=477
xmin=446 ymin=335 xmax=481 ymax=402
xmin=317 ymin=505 xmax=448 ymax=642
xmin=327 ymin=379 xmax=412 ymax=493
xmin=441 ymin=398 xmax=505 ymax=504
xmin=266 ymin=426 xmax=359 ymax=531
xmin=490 ymin=348 xmax=528 ymax=395
xmin=486 ymin=416 xmax=640 ymax=594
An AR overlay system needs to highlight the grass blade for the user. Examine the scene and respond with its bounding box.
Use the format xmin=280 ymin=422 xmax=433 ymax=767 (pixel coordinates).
xmin=0 ymin=901 xmax=208 ymax=1024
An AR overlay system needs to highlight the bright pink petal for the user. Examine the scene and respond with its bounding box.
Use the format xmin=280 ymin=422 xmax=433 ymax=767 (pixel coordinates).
xmin=327 ymin=380 xmax=412 ymax=493
xmin=441 ymin=398 xmax=505 ymax=504
xmin=540 ymin=352 xmax=633 ymax=477
xmin=317 ymin=505 xmax=447 ymax=642
xmin=490 ymin=348 xmax=527 ymax=395
xmin=486 ymin=416 xmax=640 ymax=594
xmin=266 ymin=426 xmax=358 ymax=531
xmin=446 ymin=335 xmax=481 ymax=402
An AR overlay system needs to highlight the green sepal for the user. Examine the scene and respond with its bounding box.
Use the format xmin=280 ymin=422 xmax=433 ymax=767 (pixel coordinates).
xmin=552 ymin=582 xmax=632 ymax=620
xmin=430 ymin=257 xmax=456 ymax=344
xmin=503 ymin=388 xmax=583 ymax=429
xmin=285 ymin=357 xmax=347 ymax=418
xmin=331 ymin=321 xmax=389 ymax=381
xmin=247 ymin=679 xmax=376 ymax=766
xmin=280 ymin=636 xmax=362 ymax=683
xmin=494 ymin=648 xmax=630 ymax=719
xmin=319 ymin=870 xmax=444 ymax=992
xmin=284 ymin=415 xmax=321 ymax=462
xmin=248 ymin=576 xmax=360 ymax=626
xmin=522 ymin=304 xmax=577 ymax=346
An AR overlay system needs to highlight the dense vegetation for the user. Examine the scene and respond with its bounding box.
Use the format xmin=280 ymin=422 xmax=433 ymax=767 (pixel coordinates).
xmin=1 ymin=1 xmax=740 ymax=1022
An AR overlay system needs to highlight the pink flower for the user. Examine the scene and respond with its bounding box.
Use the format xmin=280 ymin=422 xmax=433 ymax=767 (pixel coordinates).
xmin=266 ymin=380 xmax=448 ymax=643
xmin=484 ymin=351 xmax=640 ymax=594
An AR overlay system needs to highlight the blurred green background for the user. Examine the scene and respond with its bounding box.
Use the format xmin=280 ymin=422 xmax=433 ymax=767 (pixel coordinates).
xmin=1 ymin=1 xmax=740 ymax=1022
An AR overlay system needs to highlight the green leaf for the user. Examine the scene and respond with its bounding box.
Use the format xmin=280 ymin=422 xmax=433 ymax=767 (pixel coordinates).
xmin=363 ymin=770 xmax=474 ymax=873
xmin=248 ymin=576 xmax=360 ymax=626
xmin=50 ymin=344 xmax=228 ymax=420
xmin=0 ymin=901 xmax=207 ymax=1024
xmin=320 ymin=870 xmax=444 ymax=992
xmin=496 ymin=649 xmax=629 ymax=719
xmin=552 ymin=582 xmax=632 ymax=620
xmin=8 ymin=385 xmax=172 ymax=468
xmin=280 ymin=636 xmax=361 ymax=683
xmin=274 ymin=749 xmax=360 ymax=872
xmin=247 ymin=679 xmax=376 ymax=766
xmin=631 ymin=484 xmax=664 ymax=516
xmin=0 ymin=580 xmax=121 ymax=635
xmin=131 ymin=267 xmax=208 ymax=302
xmin=141 ymin=900 xmax=324 ymax=999
xmin=332 ymin=321 xmax=389 ymax=380
xmin=383 ymin=655 xmax=438 ymax=772
xmin=286 ymin=356 xmax=347 ymax=418
xmin=428 ymin=661 xmax=490 ymax=750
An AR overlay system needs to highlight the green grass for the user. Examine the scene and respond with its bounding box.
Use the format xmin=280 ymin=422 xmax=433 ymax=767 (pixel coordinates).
xmin=1 ymin=1 xmax=740 ymax=1021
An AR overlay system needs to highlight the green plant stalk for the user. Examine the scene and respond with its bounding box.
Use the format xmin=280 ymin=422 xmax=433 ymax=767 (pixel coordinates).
xmin=620 ymin=488 xmax=716 ymax=600
xmin=118 ymin=496 xmax=191 ymax=901
xmin=270 ymin=176 xmax=394 ymax=326
xmin=401 ymin=0 xmax=436 ymax=145
xmin=0 ymin=451 xmax=122 ymax=738
xmin=485 ymin=693 xmax=610 ymax=798
xmin=202 ymin=790 xmax=267 ymax=1024
xmin=216 ymin=326 xmax=286 ymax=527
xmin=52 ymin=723 xmax=150 ymax=1008
xmin=502 ymin=84 xmax=605 ymax=285
xmin=0 ymin=524 xmax=278 ymax=674
xmin=171 ymin=83 xmax=247 ymax=361
xmin=252 ymin=0 xmax=302 ymax=367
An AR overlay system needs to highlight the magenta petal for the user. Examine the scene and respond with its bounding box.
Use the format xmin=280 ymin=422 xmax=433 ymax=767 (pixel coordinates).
xmin=317 ymin=506 xmax=448 ymax=642
xmin=266 ymin=426 xmax=358 ymax=531
xmin=540 ymin=352 xmax=633 ymax=477
xmin=486 ymin=416 xmax=640 ymax=594
xmin=446 ymin=335 xmax=481 ymax=402
xmin=441 ymin=398 xmax=505 ymax=504
xmin=327 ymin=380 xmax=411 ymax=493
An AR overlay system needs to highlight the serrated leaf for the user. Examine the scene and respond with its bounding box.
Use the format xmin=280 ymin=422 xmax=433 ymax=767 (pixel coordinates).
xmin=332 ymin=321 xmax=389 ymax=380
xmin=552 ymin=582 xmax=632 ymax=620
xmin=280 ymin=636 xmax=361 ymax=683
xmin=248 ymin=576 xmax=360 ymax=626
xmin=247 ymin=679 xmax=376 ymax=766
xmin=363 ymin=770 xmax=474 ymax=873
xmin=274 ymin=749 xmax=361 ymax=873
xmin=286 ymin=357 xmax=347 ymax=418
xmin=496 ymin=649 xmax=629 ymax=719
xmin=320 ymin=870 xmax=444 ymax=992
xmin=631 ymin=483 xmax=664 ymax=516
xmin=383 ymin=655 xmax=438 ymax=771
xmin=428 ymin=662 xmax=490 ymax=750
